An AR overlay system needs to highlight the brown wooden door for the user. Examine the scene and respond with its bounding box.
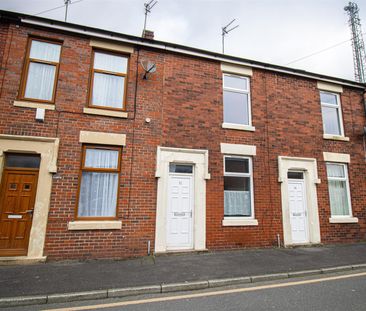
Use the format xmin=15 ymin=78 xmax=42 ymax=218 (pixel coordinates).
xmin=0 ymin=169 xmax=39 ymax=256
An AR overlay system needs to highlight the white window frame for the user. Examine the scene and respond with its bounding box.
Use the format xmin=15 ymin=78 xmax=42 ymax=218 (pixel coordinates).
xmin=222 ymin=73 xmax=252 ymax=127
xmin=326 ymin=162 xmax=352 ymax=218
xmin=223 ymin=155 xmax=255 ymax=219
xmin=320 ymin=91 xmax=345 ymax=137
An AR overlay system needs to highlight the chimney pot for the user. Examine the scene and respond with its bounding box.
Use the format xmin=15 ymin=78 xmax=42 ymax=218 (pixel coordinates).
xmin=142 ymin=29 xmax=154 ymax=40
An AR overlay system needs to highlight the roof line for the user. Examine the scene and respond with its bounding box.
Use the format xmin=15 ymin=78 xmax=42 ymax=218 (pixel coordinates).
xmin=0 ymin=9 xmax=364 ymax=89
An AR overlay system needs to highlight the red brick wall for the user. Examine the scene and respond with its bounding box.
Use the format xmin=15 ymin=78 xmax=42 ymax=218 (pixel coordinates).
xmin=0 ymin=20 xmax=365 ymax=260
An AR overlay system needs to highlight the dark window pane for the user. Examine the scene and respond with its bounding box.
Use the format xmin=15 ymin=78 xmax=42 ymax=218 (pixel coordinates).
xmin=225 ymin=158 xmax=249 ymax=174
xmin=169 ymin=163 xmax=193 ymax=174
xmin=224 ymin=176 xmax=251 ymax=217
xmin=5 ymin=154 xmax=40 ymax=168
xmin=224 ymin=176 xmax=250 ymax=191
xmin=287 ymin=172 xmax=304 ymax=179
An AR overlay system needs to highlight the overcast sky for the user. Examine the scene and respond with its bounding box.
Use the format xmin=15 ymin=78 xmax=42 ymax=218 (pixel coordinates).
xmin=1 ymin=0 xmax=365 ymax=81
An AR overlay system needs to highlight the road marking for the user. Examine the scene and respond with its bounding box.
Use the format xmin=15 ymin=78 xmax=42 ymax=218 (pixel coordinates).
xmin=45 ymin=271 xmax=366 ymax=311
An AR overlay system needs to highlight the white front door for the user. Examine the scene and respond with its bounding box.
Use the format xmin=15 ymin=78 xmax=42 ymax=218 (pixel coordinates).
xmin=166 ymin=170 xmax=193 ymax=250
xmin=288 ymin=180 xmax=309 ymax=244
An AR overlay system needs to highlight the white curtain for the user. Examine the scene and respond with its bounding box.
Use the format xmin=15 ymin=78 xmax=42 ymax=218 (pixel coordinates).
xmin=85 ymin=149 xmax=119 ymax=169
xmin=30 ymin=40 xmax=61 ymax=62
xmin=327 ymin=164 xmax=349 ymax=216
xmin=92 ymin=73 xmax=124 ymax=108
xmin=94 ymin=52 xmax=127 ymax=73
xmin=224 ymin=191 xmax=251 ymax=216
xmin=328 ymin=180 xmax=349 ymax=216
xmin=78 ymin=172 xmax=118 ymax=217
xmin=24 ymin=62 xmax=56 ymax=100
xmin=327 ymin=164 xmax=344 ymax=178
xmin=78 ymin=149 xmax=119 ymax=217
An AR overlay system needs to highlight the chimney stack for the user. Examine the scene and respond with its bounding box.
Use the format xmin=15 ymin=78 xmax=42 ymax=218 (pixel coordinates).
xmin=142 ymin=29 xmax=154 ymax=40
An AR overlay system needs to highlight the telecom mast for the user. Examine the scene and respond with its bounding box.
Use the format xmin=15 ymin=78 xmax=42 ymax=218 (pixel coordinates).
xmin=344 ymin=2 xmax=366 ymax=82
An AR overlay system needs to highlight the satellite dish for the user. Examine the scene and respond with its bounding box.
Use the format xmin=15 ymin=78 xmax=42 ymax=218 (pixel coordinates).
xmin=140 ymin=60 xmax=157 ymax=79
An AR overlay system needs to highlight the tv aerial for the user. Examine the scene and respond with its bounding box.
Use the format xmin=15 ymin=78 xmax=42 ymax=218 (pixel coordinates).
xmin=140 ymin=59 xmax=157 ymax=79
xmin=143 ymin=0 xmax=158 ymax=34
xmin=222 ymin=19 xmax=239 ymax=54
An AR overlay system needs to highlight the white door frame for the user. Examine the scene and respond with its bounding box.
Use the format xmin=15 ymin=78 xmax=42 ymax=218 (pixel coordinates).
xmin=287 ymin=177 xmax=309 ymax=244
xmin=278 ymin=156 xmax=321 ymax=246
xmin=155 ymin=146 xmax=210 ymax=253
xmin=166 ymin=170 xmax=194 ymax=250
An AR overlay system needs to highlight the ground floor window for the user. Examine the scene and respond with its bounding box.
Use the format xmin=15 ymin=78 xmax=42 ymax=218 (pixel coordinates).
xmin=77 ymin=145 xmax=121 ymax=218
xmin=224 ymin=156 xmax=253 ymax=217
xmin=326 ymin=163 xmax=352 ymax=217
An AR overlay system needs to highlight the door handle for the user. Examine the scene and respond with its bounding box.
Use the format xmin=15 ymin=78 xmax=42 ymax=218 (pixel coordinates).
xmin=26 ymin=210 xmax=34 ymax=215
xmin=174 ymin=212 xmax=186 ymax=217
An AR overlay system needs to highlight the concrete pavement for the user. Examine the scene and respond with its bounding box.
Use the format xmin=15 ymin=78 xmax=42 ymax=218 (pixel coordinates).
xmin=0 ymin=243 xmax=366 ymax=307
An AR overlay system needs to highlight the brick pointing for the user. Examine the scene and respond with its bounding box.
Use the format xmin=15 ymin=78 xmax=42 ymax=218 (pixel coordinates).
xmin=0 ymin=21 xmax=365 ymax=260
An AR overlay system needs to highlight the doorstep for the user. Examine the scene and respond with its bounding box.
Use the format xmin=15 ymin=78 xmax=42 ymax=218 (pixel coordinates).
xmin=0 ymin=256 xmax=47 ymax=265
xmin=154 ymin=249 xmax=209 ymax=256
xmin=285 ymin=243 xmax=323 ymax=248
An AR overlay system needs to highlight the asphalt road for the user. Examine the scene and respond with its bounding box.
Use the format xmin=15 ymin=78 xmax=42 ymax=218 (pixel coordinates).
xmin=5 ymin=271 xmax=366 ymax=311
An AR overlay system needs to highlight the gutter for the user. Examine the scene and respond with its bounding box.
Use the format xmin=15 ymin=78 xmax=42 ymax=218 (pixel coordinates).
xmin=16 ymin=16 xmax=365 ymax=90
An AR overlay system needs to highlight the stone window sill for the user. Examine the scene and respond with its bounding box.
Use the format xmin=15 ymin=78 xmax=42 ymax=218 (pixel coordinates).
xmin=83 ymin=107 xmax=128 ymax=118
xmin=222 ymin=217 xmax=258 ymax=226
xmin=222 ymin=123 xmax=255 ymax=132
xmin=68 ymin=220 xmax=122 ymax=230
xmin=323 ymin=134 xmax=349 ymax=142
xmin=13 ymin=100 xmax=55 ymax=110
xmin=329 ymin=217 xmax=358 ymax=224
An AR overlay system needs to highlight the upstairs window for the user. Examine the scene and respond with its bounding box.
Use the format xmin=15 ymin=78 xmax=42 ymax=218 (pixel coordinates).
xmin=224 ymin=156 xmax=254 ymax=217
xmin=89 ymin=51 xmax=128 ymax=110
xmin=320 ymin=91 xmax=344 ymax=136
xmin=223 ymin=74 xmax=251 ymax=126
xmin=21 ymin=38 xmax=61 ymax=103
xmin=326 ymin=163 xmax=352 ymax=217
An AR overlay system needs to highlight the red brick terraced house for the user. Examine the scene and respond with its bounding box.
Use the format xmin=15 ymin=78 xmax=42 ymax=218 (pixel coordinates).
xmin=0 ymin=10 xmax=365 ymax=261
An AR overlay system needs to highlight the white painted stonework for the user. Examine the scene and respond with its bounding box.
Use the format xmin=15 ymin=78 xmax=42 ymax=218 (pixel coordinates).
xmin=79 ymin=131 xmax=126 ymax=146
xmin=89 ymin=39 xmax=134 ymax=54
xmin=317 ymin=81 xmax=343 ymax=93
xmin=278 ymin=156 xmax=321 ymax=246
xmin=154 ymin=146 xmax=210 ymax=253
xmin=221 ymin=63 xmax=253 ymax=76
xmin=68 ymin=221 xmax=122 ymax=230
xmin=222 ymin=123 xmax=256 ymax=132
xmin=323 ymin=152 xmax=350 ymax=163
xmin=220 ymin=143 xmax=256 ymax=156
